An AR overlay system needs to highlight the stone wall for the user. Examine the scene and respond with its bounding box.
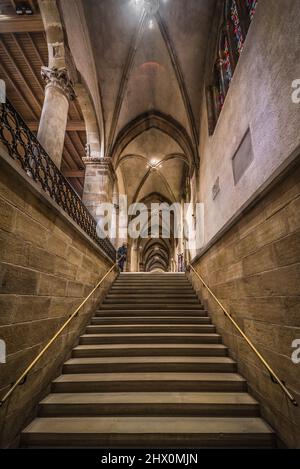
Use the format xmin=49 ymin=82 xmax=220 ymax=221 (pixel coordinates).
xmin=0 ymin=148 xmax=117 ymax=448
xmin=189 ymin=157 xmax=300 ymax=448
xmin=199 ymin=0 xmax=300 ymax=244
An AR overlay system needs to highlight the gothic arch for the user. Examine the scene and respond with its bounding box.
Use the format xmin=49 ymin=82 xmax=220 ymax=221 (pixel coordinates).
xmin=111 ymin=111 xmax=198 ymax=168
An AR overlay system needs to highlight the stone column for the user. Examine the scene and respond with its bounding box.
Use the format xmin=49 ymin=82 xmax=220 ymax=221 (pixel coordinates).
xmin=130 ymin=242 xmax=139 ymax=272
xmin=82 ymin=157 xmax=115 ymax=223
xmin=111 ymin=191 xmax=120 ymax=248
xmin=38 ymin=67 xmax=75 ymax=168
xmin=75 ymin=83 xmax=102 ymax=160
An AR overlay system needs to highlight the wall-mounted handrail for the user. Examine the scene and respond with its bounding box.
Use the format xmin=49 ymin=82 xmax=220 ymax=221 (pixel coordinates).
xmin=188 ymin=264 xmax=298 ymax=406
xmin=0 ymin=263 xmax=117 ymax=407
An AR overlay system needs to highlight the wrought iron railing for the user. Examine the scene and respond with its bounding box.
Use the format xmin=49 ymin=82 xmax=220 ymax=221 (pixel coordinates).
xmin=0 ymin=100 xmax=116 ymax=261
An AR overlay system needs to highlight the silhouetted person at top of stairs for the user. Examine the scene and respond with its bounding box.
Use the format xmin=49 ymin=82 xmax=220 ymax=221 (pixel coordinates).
xmin=117 ymin=243 xmax=127 ymax=272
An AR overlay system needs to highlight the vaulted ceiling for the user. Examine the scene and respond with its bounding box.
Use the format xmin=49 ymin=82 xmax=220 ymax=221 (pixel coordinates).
xmin=78 ymin=0 xmax=216 ymax=204
xmin=0 ymin=0 xmax=217 ymax=205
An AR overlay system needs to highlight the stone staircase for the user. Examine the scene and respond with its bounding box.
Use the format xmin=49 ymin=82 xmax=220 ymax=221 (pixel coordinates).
xmin=21 ymin=273 xmax=275 ymax=448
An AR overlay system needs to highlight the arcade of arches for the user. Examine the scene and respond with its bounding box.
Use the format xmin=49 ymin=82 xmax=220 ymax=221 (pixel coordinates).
xmin=0 ymin=0 xmax=300 ymax=449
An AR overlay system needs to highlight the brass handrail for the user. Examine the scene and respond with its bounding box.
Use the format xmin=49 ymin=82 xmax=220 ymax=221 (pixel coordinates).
xmin=0 ymin=263 xmax=117 ymax=407
xmin=188 ymin=264 xmax=298 ymax=406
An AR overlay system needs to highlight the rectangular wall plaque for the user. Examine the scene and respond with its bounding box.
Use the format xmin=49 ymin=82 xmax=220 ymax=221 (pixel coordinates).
xmin=232 ymin=129 xmax=254 ymax=185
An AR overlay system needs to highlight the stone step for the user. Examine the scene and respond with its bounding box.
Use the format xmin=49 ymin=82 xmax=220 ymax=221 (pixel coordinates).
xmin=117 ymin=273 xmax=187 ymax=276
xmin=90 ymin=316 xmax=211 ymax=325
xmin=116 ymin=274 xmax=188 ymax=278
xmin=21 ymin=416 xmax=275 ymax=448
xmin=112 ymin=288 xmax=193 ymax=292
xmin=72 ymin=343 xmax=228 ymax=358
xmin=114 ymin=277 xmax=190 ymax=282
xmin=85 ymin=324 xmax=216 ymax=334
xmin=106 ymin=293 xmax=198 ymax=299
xmin=117 ymin=276 xmax=188 ymax=280
xmin=113 ymin=282 xmax=191 ymax=287
xmin=110 ymin=291 xmax=196 ymax=296
xmin=95 ymin=309 xmax=208 ymax=317
xmin=108 ymin=287 xmax=195 ymax=292
xmin=38 ymin=392 xmax=260 ymax=418
xmin=100 ymin=303 xmax=204 ymax=310
xmin=103 ymin=298 xmax=199 ymax=304
xmin=118 ymin=272 xmax=186 ymax=278
xmin=80 ymin=333 xmax=222 ymax=345
xmin=117 ymin=274 xmax=188 ymax=278
xmin=117 ymin=273 xmax=186 ymax=276
xmin=52 ymin=372 xmax=248 ymax=393
xmin=110 ymin=286 xmax=194 ymax=291
xmin=62 ymin=356 xmax=236 ymax=374
xmin=112 ymin=287 xmax=193 ymax=291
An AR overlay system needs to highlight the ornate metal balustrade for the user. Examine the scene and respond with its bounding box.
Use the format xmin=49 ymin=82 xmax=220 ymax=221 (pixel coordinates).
xmin=0 ymin=100 xmax=116 ymax=261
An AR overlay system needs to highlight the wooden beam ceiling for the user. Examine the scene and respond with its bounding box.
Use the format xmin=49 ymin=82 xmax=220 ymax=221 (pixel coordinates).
xmin=63 ymin=170 xmax=85 ymax=178
xmin=0 ymin=19 xmax=87 ymax=197
xmin=27 ymin=120 xmax=86 ymax=131
xmin=0 ymin=15 xmax=44 ymax=33
xmin=0 ymin=0 xmax=43 ymax=32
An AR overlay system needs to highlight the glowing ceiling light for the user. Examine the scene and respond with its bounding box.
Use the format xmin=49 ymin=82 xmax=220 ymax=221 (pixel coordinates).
xmin=150 ymin=158 xmax=158 ymax=167
xmin=134 ymin=0 xmax=160 ymax=14
xmin=144 ymin=0 xmax=160 ymax=14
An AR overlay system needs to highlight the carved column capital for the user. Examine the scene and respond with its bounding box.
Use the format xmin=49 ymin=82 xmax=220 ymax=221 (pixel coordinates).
xmin=83 ymin=155 xmax=111 ymax=166
xmin=41 ymin=66 xmax=76 ymax=101
xmin=82 ymin=156 xmax=116 ymax=181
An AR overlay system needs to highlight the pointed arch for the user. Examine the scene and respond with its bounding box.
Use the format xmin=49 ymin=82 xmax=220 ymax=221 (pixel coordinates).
xmin=112 ymin=111 xmax=197 ymax=168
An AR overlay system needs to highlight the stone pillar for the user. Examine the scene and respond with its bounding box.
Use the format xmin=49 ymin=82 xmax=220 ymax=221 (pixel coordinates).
xmin=82 ymin=157 xmax=115 ymax=223
xmin=75 ymin=83 xmax=102 ymax=160
xmin=130 ymin=242 xmax=139 ymax=272
xmin=111 ymin=191 xmax=120 ymax=248
xmin=38 ymin=67 xmax=75 ymax=168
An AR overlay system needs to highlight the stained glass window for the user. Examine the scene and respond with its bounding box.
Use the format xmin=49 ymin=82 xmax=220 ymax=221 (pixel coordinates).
xmin=218 ymin=77 xmax=225 ymax=111
xmin=246 ymin=0 xmax=258 ymax=20
xmin=216 ymin=34 xmax=233 ymax=113
xmin=223 ymin=35 xmax=233 ymax=85
xmin=230 ymin=0 xmax=244 ymax=55
xmin=207 ymin=0 xmax=259 ymax=132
